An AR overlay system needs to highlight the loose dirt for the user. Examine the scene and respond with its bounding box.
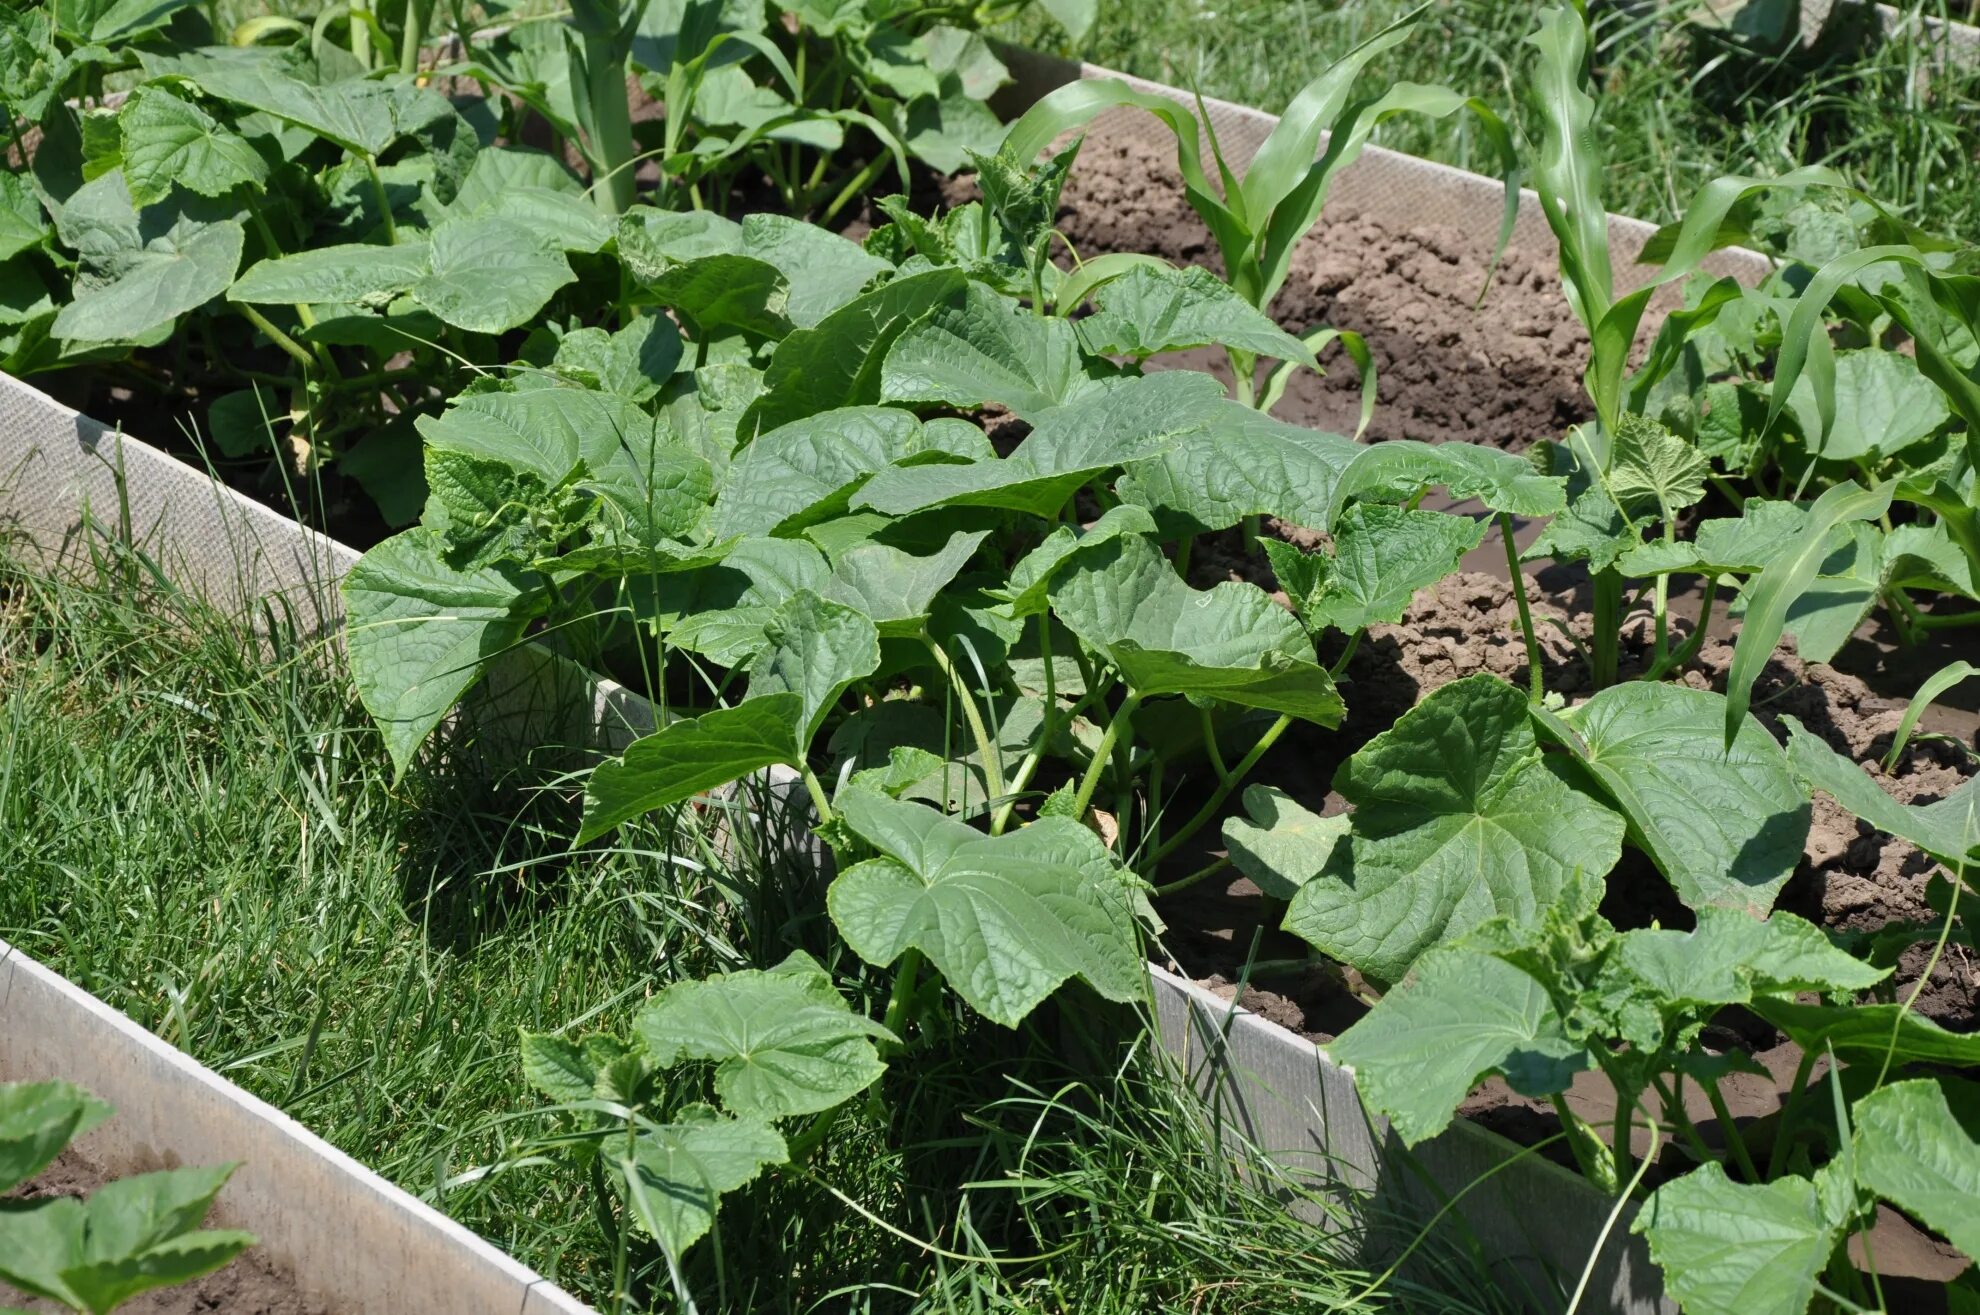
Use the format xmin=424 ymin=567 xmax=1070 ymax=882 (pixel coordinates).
xmin=1 ymin=1149 xmax=333 ymax=1315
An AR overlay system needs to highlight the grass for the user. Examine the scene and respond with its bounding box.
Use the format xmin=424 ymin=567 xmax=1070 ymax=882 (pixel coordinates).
xmin=1027 ymin=0 xmax=1980 ymax=242
xmin=0 ymin=529 xmax=1514 ymax=1314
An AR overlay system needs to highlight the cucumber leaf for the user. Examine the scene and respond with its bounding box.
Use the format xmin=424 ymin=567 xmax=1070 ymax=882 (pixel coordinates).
xmin=744 ymin=591 xmax=881 ymax=745
xmin=709 ymin=406 xmax=933 ymax=540
xmin=634 ymin=953 xmax=893 ymax=1119
xmin=1049 ymin=534 xmax=1343 ymax=724
xmin=1852 ymin=1079 xmax=1980 ymax=1259
xmin=1075 ymin=263 xmax=1315 ymax=366
xmin=1266 ymin=504 xmax=1485 ymax=634
xmin=0 ymin=1082 xmax=112 ymax=1194
xmin=579 ymin=693 xmax=806 ymax=841
xmin=618 ymin=1107 xmax=786 ymax=1260
xmin=1284 ymin=673 xmax=1624 ymax=982
xmin=411 ymin=215 xmax=574 ymax=335
xmin=1557 ymin=682 xmax=1808 ymax=915
xmin=117 ymin=85 xmax=267 ymax=206
xmin=1634 ymin=1163 xmax=1841 ymax=1315
xmin=1222 ymin=785 xmax=1350 ymax=901
xmin=880 ymin=280 xmax=1106 ymax=420
xmin=1783 ymin=716 xmax=1980 ymax=871
xmin=827 ymin=791 xmax=1144 ymax=1026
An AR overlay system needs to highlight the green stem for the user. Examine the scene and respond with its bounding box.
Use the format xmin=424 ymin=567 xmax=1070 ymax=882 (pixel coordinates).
xmin=1650 ymin=1072 xmax=1716 ymax=1169
xmin=398 ymin=0 xmax=431 ymax=74
xmin=584 ymin=33 xmax=638 ymax=215
xmin=364 ymin=155 xmax=399 ymax=245
xmin=1152 ymin=854 xmax=1229 ymax=898
xmin=799 ymin=763 xmax=833 ymax=827
xmin=1639 ymin=578 xmax=1718 ymax=682
xmin=816 ymin=153 xmax=890 ymax=228
xmin=1501 ymin=513 xmax=1542 ymax=702
xmin=1554 ymin=1101 xmax=1616 ymax=1192
xmin=1150 ymin=713 xmax=1291 ymax=865
xmin=1590 ymin=568 xmax=1623 ymax=689
xmin=879 ymin=948 xmax=924 ymax=1055
xmin=1913 ymin=607 xmax=1980 ymax=630
xmin=1328 ymin=629 xmax=1362 ymax=679
xmin=236 ymin=304 xmax=317 ymax=372
xmin=1703 ymin=1078 xmax=1762 ymax=1183
xmin=923 ymin=636 xmax=1007 ymax=807
xmin=1612 ymin=1088 xmax=1636 ymax=1191
xmin=1198 ymin=704 xmax=1228 ymax=780
xmin=1071 ymin=693 xmax=1139 ymax=822
xmin=1225 ymin=345 xmax=1257 ymax=408
xmin=991 ymin=623 xmax=1055 ymax=837
xmin=785 ymin=1106 xmax=837 ymax=1166
xmin=1767 ymin=1048 xmax=1821 ymax=1181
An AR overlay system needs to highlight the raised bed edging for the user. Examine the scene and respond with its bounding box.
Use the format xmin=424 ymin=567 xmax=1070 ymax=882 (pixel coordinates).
xmin=0 ymin=939 xmax=593 ymax=1315
xmin=0 ymin=57 xmax=1754 ymax=1313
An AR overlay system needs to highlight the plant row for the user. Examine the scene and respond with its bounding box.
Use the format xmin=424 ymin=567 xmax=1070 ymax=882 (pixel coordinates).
xmin=4 ymin=1 xmax=1978 ymax=1312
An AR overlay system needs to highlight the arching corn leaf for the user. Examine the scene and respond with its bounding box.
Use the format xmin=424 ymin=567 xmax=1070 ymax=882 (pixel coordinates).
xmin=1782 ymin=716 xmax=1980 ymax=872
xmin=635 ymin=952 xmax=893 ymax=1120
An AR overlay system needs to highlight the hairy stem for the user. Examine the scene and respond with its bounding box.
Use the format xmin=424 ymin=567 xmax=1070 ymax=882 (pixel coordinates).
xmin=879 ymin=948 xmax=924 ymax=1056
xmin=1071 ymin=692 xmax=1139 ymax=823
xmin=990 ymin=623 xmax=1053 ymax=837
xmin=1702 ymin=1078 xmax=1762 ymax=1183
xmin=364 ymin=155 xmax=399 ymax=245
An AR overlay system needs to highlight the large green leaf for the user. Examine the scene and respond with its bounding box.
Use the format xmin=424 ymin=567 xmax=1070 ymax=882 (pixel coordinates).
xmin=1752 ymin=998 xmax=1980 ymax=1068
xmin=51 ymin=172 xmax=243 ymax=344
xmin=635 ymin=952 xmax=892 ymax=1119
xmin=0 ymin=1082 xmax=111 ymax=1195
xmin=880 ymin=281 xmax=1105 ymax=421
xmin=1634 ymin=1162 xmax=1840 ymax=1315
xmin=1782 ymin=717 xmax=1980 ymax=871
xmin=342 ymin=528 xmax=534 ymax=778
xmin=741 ymin=213 xmax=891 ymax=329
xmin=827 ymin=791 xmax=1144 ymax=1026
xmin=645 ymin=252 xmax=792 ymax=338
xmin=742 ymin=268 xmax=967 ymax=433
xmin=117 ymin=85 xmax=267 ymax=206
xmin=411 ymin=215 xmax=573 ymax=335
xmin=745 ymin=591 xmax=880 ymax=747
xmin=1324 ymin=943 xmax=1586 ymax=1144
xmin=62 ymin=1230 xmax=258 ymax=1313
xmin=1221 ymin=785 xmax=1350 ymax=901
xmin=0 ymin=174 xmax=48 ymax=262
xmin=708 ymin=406 xmax=929 ymax=539
xmin=229 ymin=241 xmax=431 ymax=308
xmin=142 ymin=48 xmax=438 ymax=156
xmin=619 ymin=1108 xmax=786 ymax=1259
xmin=855 ymin=370 xmax=1227 ymax=519
xmin=1788 ymin=347 xmax=1949 ymax=463
xmin=579 ymin=693 xmax=805 ymax=842
xmin=824 ymin=530 xmax=988 ymax=637
xmin=1075 ymin=263 xmax=1314 ymax=365
xmin=1852 ymin=1079 xmax=1980 ymax=1259
xmin=1266 ymin=504 xmax=1484 ymax=635
xmin=1327 ymin=438 xmax=1567 ymax=524
xmin=1049 ymin=534 xmax=1342 ymax=724
xmin=1116 ymin=404 xmax=1361 ymax=534
xmin=1557 ymin=683 xmax=1808 ymax=914
xmin=1284 ymin=673 xmax=1624 ymax=982
xmin=1724 ymin=480 xmax=1891 ymax=745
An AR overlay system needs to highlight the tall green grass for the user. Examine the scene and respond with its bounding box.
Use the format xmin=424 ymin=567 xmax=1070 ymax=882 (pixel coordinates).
xmin=1029 ymin=0 xmax=1980 ymax=241
xmin=0 ymin=532 xmax=1512 ymax=1313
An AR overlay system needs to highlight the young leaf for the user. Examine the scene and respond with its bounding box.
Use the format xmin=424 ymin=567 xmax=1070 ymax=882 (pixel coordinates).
xmin=1074 ymin=264 xmax=1315 ymax=366
xmin=118 ymin=85 xmax=268 ymax=206
xmin=1323 ymin=943 xmax=1587 ymax=1145
xmin=1633 ymin=1162 xmax=1841 ymax=1315
xmin=0 ymin=1082 xmax=112 ymax=1194
xmin=1222 ymin=786 xmax=1350 ymax=901
xmin=1284 ymin=673 xmax=1624 ymax=981
xmin=579 ymin=693 xmax=805 ymax=842
xmin=1268 ymin=504 xmax=1486 ymax=634
xmin=880 ymin=281 xmax=1105 ymax=421
xmin=745 ymin=591 xmax=881 ymax=747
xmin=1556 ymin=683 xmax=1809 ymax=915
xmin=1607 ymin=412 xmax=1708 ymax=525
xmin=1049 ymin=534 xmax=1343 ymax=724
xmin=519 ymin=1032 xmax=598 ymax=1105
xmin=634 ymin=953 xmax=894 ymax=1119
xmin=1724 ymin=480 xmax=1892 ymax=746
xmin=618 ymin=1107 xmax=786 ymax=1260
xmin=827 ymin=791 xmax=1145 ymax=1026
xmin=342 ymin=528 xmax=535 ymax=778
xmin=1852 ymin=1079 xmax=1980 ymax=1259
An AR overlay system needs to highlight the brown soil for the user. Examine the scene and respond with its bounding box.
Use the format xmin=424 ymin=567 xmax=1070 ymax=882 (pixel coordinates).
xmin=1050 ymin=131 xmax=1592 ymax=447
xmin=1 ymin=1149 xmax=331 ymax=1314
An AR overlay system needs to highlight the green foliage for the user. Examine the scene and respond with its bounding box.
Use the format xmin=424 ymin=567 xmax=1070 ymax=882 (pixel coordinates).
xmin=0 ymin=1082 xmax=254 ymax=1314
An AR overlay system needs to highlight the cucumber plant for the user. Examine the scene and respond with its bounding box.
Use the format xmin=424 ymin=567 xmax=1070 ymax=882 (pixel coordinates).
xmin=0 ymin=1081 xmax=255 ymax=1314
